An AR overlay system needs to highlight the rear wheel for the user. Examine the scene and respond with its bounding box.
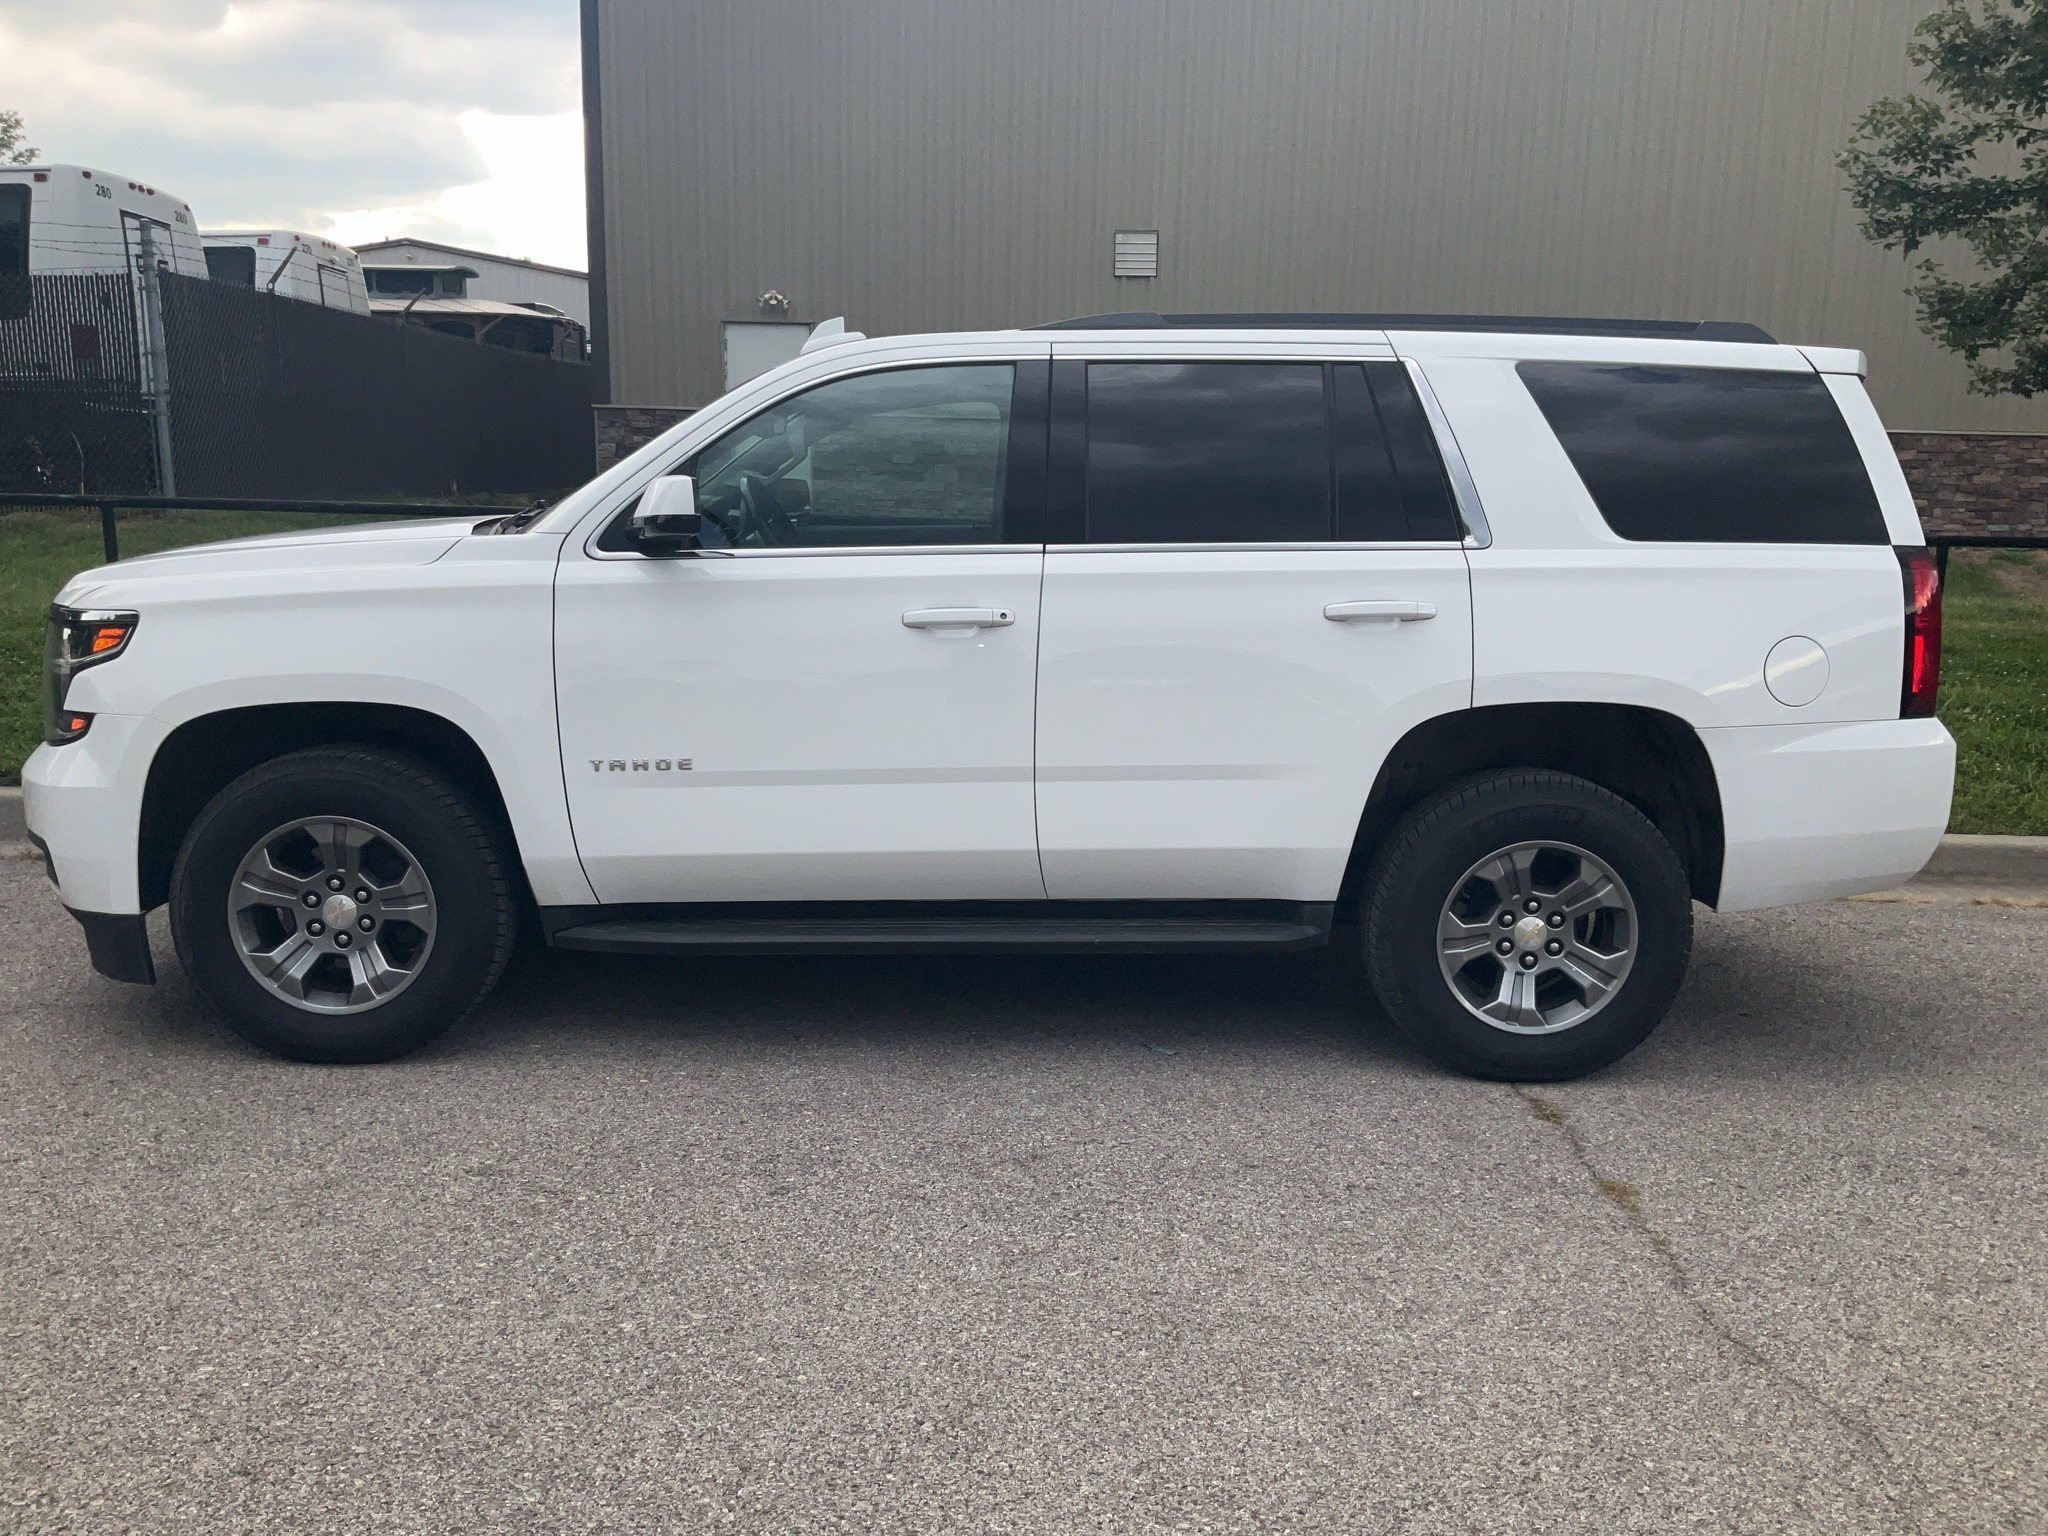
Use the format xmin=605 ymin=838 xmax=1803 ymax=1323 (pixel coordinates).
xmin=1361 ymin=772 xmax=1693 ymax=1081
xmin=170 ymin=748 xmax=514 ymax=1063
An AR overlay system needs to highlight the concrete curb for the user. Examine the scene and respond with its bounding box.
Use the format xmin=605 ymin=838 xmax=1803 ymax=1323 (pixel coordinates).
xmin=1919 ymin=833 xmax=2048 ymax=884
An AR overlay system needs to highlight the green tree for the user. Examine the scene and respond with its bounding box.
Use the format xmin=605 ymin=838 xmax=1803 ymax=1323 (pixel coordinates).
xmin=1841 ymin=1 xmax=2048 ymax=396
xmin=0 ymin=108 xmax=36 ymax=166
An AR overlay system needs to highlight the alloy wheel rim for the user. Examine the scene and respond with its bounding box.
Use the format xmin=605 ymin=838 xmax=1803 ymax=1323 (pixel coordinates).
xmin=1435 ymin=840 xmax=1637 ymax=1035
xmin=227 ymin=816 xmax=437 ymax=1015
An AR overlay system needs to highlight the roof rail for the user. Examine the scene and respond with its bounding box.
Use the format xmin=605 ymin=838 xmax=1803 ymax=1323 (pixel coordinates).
xmin=1032 ymin=312 xmax=1777 ymax=343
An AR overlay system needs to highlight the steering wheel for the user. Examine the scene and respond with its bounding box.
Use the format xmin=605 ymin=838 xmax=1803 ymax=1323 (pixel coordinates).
xmin=739 ymin=474 xmax=801 ymax=546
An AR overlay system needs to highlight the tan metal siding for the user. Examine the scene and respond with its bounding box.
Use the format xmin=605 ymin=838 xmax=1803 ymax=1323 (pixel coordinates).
xmin=596 ymin=0 xmax=2048 ymax=431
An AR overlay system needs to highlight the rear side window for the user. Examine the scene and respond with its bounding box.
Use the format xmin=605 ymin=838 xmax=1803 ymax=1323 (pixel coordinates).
xmin=1085 ymin=362 xmax=1328 ymax=542
xmin=1518 ymin=362 xmax=1887 ymax=544
xmin=1077 ymin=360 xmax=1463 ymax=543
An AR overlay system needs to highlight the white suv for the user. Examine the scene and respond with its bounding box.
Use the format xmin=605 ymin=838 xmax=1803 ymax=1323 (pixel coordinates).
xmin=23 ymin=313 xmax=1955 ymax=1079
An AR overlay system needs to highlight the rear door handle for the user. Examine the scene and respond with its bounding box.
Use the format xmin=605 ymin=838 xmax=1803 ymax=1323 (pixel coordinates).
xmin=902 ymin=607 xmax=1016 ymax=630
xmin=1324 ymin=600 xmax=1437 ymax=623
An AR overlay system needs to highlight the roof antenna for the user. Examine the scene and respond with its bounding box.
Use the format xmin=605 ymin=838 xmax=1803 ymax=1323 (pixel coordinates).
xmin=801 ymin=316 xmax=866 ymax=354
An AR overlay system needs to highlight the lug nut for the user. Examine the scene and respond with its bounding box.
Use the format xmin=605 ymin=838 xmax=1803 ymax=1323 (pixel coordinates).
xmin=1519 ymin=952 xmax=1539 ymax=970
xmin=335 ymin=932 xmax=352 ymax=949
xmin=1497 ymin=912 xmax=1515 ymax=928
xmin=1548 ymin=912 xmax=1565 ymax=928
xmin=358 ymin=916 xmax=374 ymax=932
xmin=1496 ymin=938 xmax=1513 ymax=956
xmin=1523 ymin=898 xmax=1541 ymax=915
xmin=307 ymin=920 xmax=324 ymax=935
xmin=301 ymin=892 xmax=319 ymax=908
xmin=1546 ymin=938 xmax=1564 ymax=956
xmin=355 ymin=889 xmax=370 ymax=903
xmin=327 ymin=877 xmax=344 ymax=892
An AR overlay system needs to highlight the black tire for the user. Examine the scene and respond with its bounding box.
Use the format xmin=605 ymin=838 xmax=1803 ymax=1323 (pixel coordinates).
xmin=1361 ymin=771 xmax=1693 ymax=1081
xmin=169 ymin=747 xmax=515 ymax=1063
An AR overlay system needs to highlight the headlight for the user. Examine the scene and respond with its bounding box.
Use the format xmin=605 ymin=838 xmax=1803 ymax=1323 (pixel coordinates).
xmin=43 ymin=605 xmax=138 ymax=745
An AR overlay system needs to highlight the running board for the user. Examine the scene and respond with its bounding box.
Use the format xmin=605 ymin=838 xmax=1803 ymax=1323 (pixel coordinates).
xmin=544 ymin=904 xmax=1334 ymax=957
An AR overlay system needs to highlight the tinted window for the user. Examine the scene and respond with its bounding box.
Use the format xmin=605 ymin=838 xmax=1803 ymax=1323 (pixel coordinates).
xmin=204 ymin=245 xmax=256 ymax=287
xmin=1333 ymin=362 xmax=1463 ymax=541
xmin=691 ymin=364 xmax=1013 ymax=547
xmin=1518 ymin=362 xmax=1887 ymax=544
xmin=0 ymin=184 xmax=28 ymax=321
xmin=1085 ymin=362 xmax=1329 ymax=542
xmin=0 ymin=183 xmax=28 ymax=277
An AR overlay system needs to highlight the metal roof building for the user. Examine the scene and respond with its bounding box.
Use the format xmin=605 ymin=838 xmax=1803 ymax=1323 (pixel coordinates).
xmin=579 ymin=0 xmax=2048 ymax=435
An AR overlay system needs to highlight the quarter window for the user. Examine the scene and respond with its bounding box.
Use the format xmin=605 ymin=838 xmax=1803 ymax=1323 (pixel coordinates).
xmin=690 ymin=364 xmax=1014 ymax=547
xmin=1518 ymin=362 xmax=1887 ymax=544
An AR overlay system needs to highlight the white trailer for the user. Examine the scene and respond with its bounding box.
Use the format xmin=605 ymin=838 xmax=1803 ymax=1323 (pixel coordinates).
xmin=0 ymin=163 xmax=207 ymax=282
xmin=201 ymin=231 xmax=369 ymax=315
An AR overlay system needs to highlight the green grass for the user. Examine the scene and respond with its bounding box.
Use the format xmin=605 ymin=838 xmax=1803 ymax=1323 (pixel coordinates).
xmin=1938 ymin=550 xmax=2048 ymax=835
xmin=4 ymin=518 xmax=2047 ymax=834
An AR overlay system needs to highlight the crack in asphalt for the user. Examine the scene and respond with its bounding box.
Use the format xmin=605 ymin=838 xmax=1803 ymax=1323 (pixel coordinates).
xmin=1514 ymin=1086 xmax=1930 ymax=1533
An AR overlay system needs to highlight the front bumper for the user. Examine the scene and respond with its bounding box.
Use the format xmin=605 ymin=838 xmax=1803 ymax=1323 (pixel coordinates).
xmin=1705 ymin=716 xmax=1956 ymax=911
xmin=23 ymin=713 xmax=166 ymax=982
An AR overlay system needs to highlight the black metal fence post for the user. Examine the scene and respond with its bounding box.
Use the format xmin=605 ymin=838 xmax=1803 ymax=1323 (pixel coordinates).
xmin=100 ymin=502 xmax=120 ymax=564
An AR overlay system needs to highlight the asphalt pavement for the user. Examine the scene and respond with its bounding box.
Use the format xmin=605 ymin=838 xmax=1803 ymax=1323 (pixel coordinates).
xmin=1 ymin=848 xmax=2043 ymax=1535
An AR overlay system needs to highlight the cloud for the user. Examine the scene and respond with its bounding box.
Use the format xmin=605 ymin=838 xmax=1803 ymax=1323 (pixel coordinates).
xmin=0 ymin=0 xmax=583 ymax=266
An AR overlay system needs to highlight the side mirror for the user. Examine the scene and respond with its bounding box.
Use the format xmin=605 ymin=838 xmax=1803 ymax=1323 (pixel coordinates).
xmin=631 ymin=475 xmax=700 ymax=555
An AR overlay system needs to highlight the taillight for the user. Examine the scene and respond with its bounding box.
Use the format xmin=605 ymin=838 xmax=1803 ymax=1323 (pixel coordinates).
xmin=1896 ymin=547 xmax=1942 ymax=718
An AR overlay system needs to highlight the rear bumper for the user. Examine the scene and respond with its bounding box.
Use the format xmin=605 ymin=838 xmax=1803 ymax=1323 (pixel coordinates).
xmin=1705 ymin=717 xmax=1955 ymax=911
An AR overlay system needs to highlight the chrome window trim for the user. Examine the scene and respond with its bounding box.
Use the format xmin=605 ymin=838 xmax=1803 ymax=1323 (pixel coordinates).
xmin=1402 ymin=358 xmax=1493 ymax=550
xmin=583 ymin=542 xmax=1046 ymax=563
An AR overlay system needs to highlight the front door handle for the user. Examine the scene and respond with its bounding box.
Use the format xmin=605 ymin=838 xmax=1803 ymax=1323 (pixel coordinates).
xmin=1324 ymin=600 xmax=1437 ymax=624
xmin=902 ymin=607 xmax=1016 ymax=630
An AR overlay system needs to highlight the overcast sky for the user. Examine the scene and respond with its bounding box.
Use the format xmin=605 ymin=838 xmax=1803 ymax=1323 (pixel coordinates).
xmin=0 ymin=0 xmax=586 ymax=268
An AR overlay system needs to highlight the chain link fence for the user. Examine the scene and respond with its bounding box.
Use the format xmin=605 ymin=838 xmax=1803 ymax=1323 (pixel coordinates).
xmin=2 ymin=269 xmax=596 ymax=499
xmin=0 ymin=273 xmax=158 ymax=494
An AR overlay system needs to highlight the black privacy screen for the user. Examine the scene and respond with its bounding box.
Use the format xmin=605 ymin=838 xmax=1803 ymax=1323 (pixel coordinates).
xmin=1517 ymin=362 xmax=1888 ymax=544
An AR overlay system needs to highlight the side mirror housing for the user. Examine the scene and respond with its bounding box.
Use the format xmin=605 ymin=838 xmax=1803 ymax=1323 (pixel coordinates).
xmin=631 ymin=475 xmax=700 ymax=555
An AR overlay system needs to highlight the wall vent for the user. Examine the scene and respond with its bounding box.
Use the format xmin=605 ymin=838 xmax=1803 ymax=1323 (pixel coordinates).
xmin=1114 ymin=230 xmax=1159 ymax=279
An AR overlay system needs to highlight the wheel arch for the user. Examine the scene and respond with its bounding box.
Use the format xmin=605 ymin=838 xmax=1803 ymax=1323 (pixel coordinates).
xmin=138 ymin=702 xmax=521 ymax=912
xmin=1343 ymin=703 xmax=1726 ymax=908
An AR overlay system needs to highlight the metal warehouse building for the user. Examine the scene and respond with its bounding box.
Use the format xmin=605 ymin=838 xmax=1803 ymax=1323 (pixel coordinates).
xmin=579 ymin=0 xmax=2048 ymax=462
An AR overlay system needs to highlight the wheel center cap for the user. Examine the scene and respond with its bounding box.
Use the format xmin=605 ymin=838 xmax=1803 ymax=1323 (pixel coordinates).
xmin=322 ymin=893 xmax=359 ymax=928
xmin=1513 ymin=915 xmax=1547 ymax=949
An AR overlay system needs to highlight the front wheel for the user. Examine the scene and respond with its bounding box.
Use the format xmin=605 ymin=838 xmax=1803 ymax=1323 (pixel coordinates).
xmin=1361 ymin=772 xmax=1693 ymax=1081
xmin=169 ymin=747 xmax=516 ymax=1063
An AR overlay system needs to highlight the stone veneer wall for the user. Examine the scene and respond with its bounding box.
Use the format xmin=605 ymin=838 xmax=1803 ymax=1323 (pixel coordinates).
xmin=593 ymin=405 xmax=696 ymax=474
xmin=1889 ymin=433 xmax=2048 ymax=539
xmin=596 ymin=410 xmax=2048 ymax=540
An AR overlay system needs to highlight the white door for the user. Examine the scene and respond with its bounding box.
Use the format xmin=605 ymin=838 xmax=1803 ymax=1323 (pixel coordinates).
xmin=556 ymin=362 xmax=1047 ymax=904
xmin=1034 ymin=357 xmax=1475 ymax=901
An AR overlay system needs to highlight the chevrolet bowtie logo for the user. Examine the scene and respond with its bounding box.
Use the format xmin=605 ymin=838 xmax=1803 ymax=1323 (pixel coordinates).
xmin=589 ymin=758 xmax=693 ymax=772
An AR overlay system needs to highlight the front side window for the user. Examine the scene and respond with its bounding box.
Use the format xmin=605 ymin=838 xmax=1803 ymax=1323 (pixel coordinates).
xmin=689 ymin=364 xmax=1014 ymax=548
xmin=1518 ymin=361 xmax=1887 ymax=544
